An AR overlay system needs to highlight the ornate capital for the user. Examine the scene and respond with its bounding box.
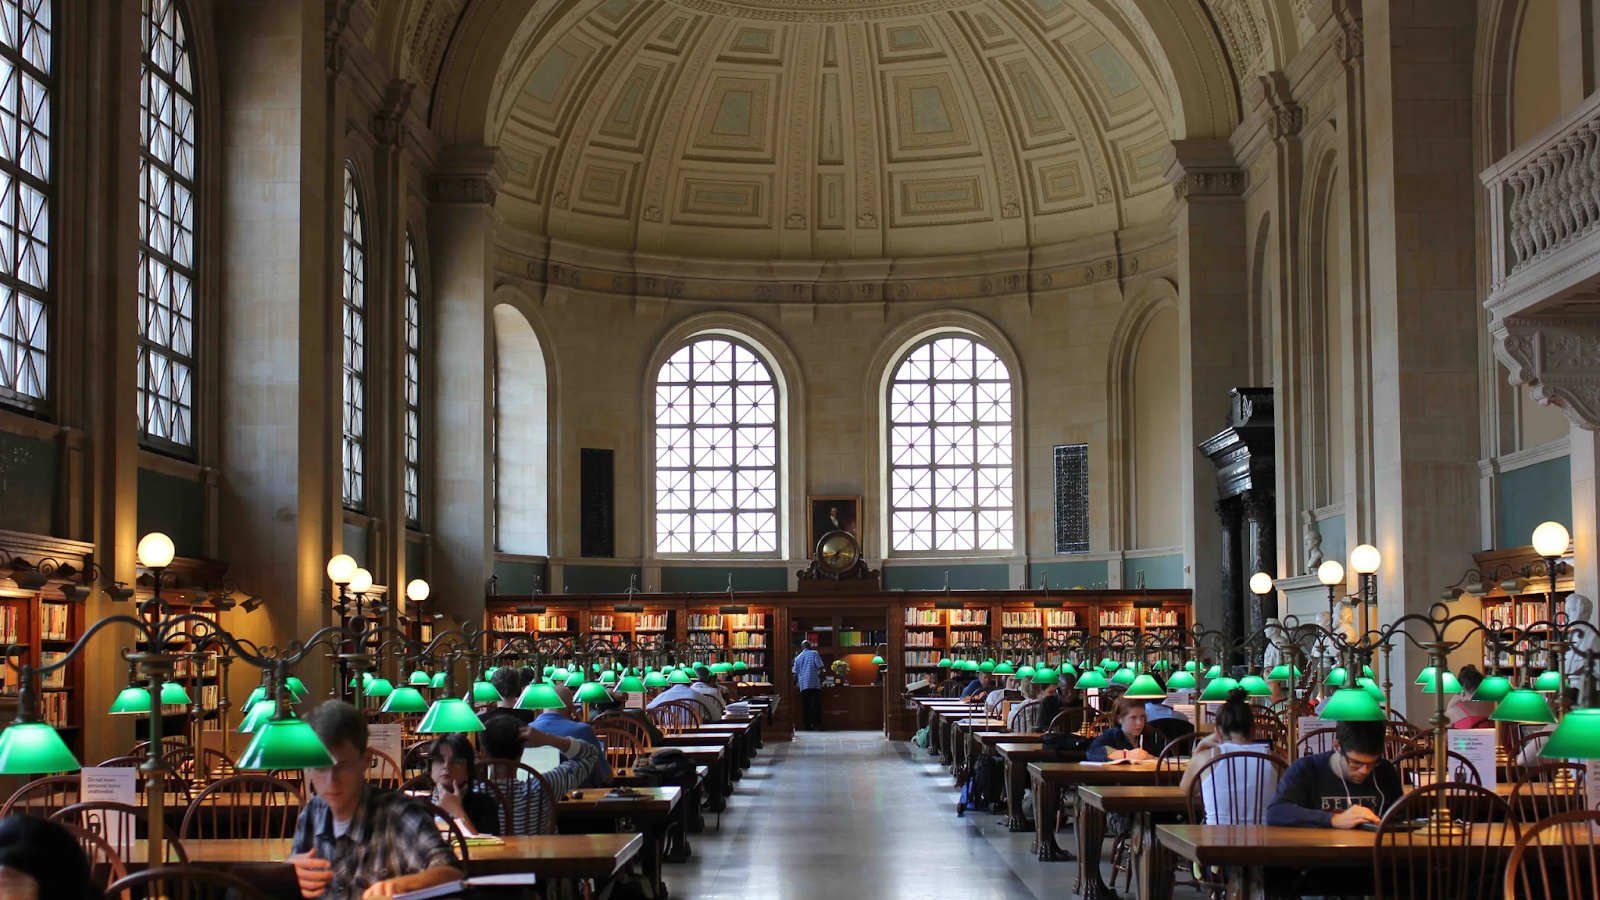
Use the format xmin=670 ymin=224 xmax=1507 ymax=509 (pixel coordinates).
xmin=1493 ymin=315 xmax=1600 ymax=430
xmin=1337 ymin=22 xmax=1363 ymax=63
xmin=372 ymin=80 xmax=415 ymax=150
xmin=1166 ymin=140 xmax=1243 ymax=204
xmin=428 ymin=146 xmax=508 ymax=207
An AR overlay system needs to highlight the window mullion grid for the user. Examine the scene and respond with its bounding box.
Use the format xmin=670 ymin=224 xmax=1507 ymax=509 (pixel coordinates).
xmin=0 ymin=12 xmax=53 ymax=411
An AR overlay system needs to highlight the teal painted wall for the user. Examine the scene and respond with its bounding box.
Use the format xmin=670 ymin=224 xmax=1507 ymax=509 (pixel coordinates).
xmin=136 ymin=468 xmax=203 ymax=559
xmin=883 ymin=564 xmax=1009 ymax=591
xmin=661 ymin=567 xmax=790 ymax=593
xmin=0 ymin=431 xmax=57 ymax=536
xmin=563 ymin=565 xmax=640 ymax=594
xmin=494 ymin=559 xmax=548 ymax=595
xmin=1125 ymin=554 xmax=1184 ymax=589
xmin=1316 ymin=515 xmax=1346 ymax=561
xmin=342 ymin=522 xmax=369 ymax=570
xmin=1500 ymin=456 xmax=1572 ymax=549
xmin=1029 ymin=559 xmax=1108 ymax=589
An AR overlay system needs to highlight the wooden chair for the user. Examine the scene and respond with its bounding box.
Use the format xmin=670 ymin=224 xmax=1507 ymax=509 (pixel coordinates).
xmin=178 ymin=774 xmax=303 ymax=841
xmin=1046 ymin=707 xmax=1090 ymax=735
xmin=196 ymin=747 xmax=236 ymax=784
xmin=1155 ymin=732 xmax=1202 ymax=785
xmin=647 ymin=700 xmax=702 ymax=735
xmin=1506 ymin=730 xmax=1551 ymax=779
xmin=129 ymin=736 xmax=189 ymax=758
xmin=1504 ymin=809 xmax=1600 ymax=900
xmin=59 ymin=822 xmax=129 ymax=893
xmin=480 ymin=757 xmax=560 ymax=835
xmin=402 ymin=737 xmax=437 ymax=779
xmin=1506 ymin=762 xmax=1587 ymax=825
xmin=106 ymin=866 xmax=270 ymax=900
xmin=368 ymin=748 xmax=403 ymax=788
xmin=1007 ymin=699 xmax=1044 ymax=733
xmin=593 ymin=724 xmax=648 ymax=772
xmin=1370 ymin=783 xmax=1517 ymax=900
xmin=1385 ymin=734 xmax=1420 ymax=761
xmin=93 ymin=756 xmax=194 ymax=803
xmin=416 ymin=797 xmax=473 ymax=873
xmin=1184 ymin=750 xmax=1290 ymax=899
xmin=592 ymin=711 xmax=653 ymax=746
xmin=1298 ymin=727 xmax=1338 ymax=756
xmin=51 ymin=802 xmax=189 ymax=865
xmin=1249 ymin=706 xmax=1288 ymax=756
xmin=1388 ymin=720 xmax=1428 ymax=745
xmin=1393 ymin=748 xmax=1483 ymax=787
xmin=163 ymin=744 xmax=198 ymax=790
xmin=0 ymin=773 xmax=81 ymax=818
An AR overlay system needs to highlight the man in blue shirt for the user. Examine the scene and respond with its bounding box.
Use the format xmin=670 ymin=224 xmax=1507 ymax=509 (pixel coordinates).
xmin=532 ymin=688 xmax=613 ymax=787
xmin=793 ymin=641 xmax=824 ymax=730
xmin=960 ymin=672 xmax=993 ymax=699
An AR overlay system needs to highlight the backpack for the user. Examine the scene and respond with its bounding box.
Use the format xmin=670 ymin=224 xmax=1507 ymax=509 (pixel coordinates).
xmin=632 ymin=748 xmax=695 ymax=785
xmin=958 ymin=754 xmax=1006 ymax=815
xmin=912 ymin=726 xmax=930 ymax=749
xmin=1042 ymin=731 xmax=1091 ymax=753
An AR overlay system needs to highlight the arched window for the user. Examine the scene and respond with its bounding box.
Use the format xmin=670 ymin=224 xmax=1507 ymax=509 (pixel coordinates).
xmin=493 ymin=303 xmax=547 ymax=555
xmin=403 ymin=229 xmax=422 ymax=526
xmin=0 ymin=1 xmax=52 ymax=411
xmin=888 ymin=335 xmax=1013 ymax=552
xmin=654 ymin=337 xmax=779 ymax=555
xmin=340 ymin=164 xmax=367 ymax=511
xmin=137 ymin=0 xmax=196 ymax=450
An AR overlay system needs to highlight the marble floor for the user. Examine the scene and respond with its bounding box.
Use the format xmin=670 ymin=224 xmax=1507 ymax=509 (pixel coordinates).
xmin=666 ymin=730 xmax=1198 ymax=900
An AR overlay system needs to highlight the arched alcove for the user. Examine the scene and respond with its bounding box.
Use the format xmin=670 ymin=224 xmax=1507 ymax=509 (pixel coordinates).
xmin=1132 ymin=307 xmax=1180 ymax=549
xmin=493 ymin=303 xmax=549 ymax=556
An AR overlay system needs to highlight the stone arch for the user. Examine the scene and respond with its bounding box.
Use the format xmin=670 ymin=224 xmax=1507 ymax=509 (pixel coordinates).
xmin=492 ymin=288 xmax=556 ymax=557
xmin=640 ymin=313 xmax=807 ymax=560
xmin=1116 ymin=0 xmax=1242 ymax=139
xmin=1107 ymin=278 xmax=1179 ymax=550
xmin=862 ymin=310 xmax=1027 ymax=560
xmin=430 ymin=0 xmax=562 ymax=146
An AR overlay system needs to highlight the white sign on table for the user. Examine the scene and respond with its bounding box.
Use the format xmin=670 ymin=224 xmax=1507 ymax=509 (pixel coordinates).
xmin=369 ymin=723 xmax=403 ymax=772
xmin=1297 ymin=717 xmax=1332 ymax=746
xmin=1447 ymin=728 xmax=1498 ymax=789
xmin=80 ymin=767 xmax=136 ymax=847
xmin=1588 ymin=759 xmax=1600 ymax=810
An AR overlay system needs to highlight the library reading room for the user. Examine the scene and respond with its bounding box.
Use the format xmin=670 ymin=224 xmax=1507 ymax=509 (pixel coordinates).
xmin=2 ymin=1 xmax=1600 ymax=899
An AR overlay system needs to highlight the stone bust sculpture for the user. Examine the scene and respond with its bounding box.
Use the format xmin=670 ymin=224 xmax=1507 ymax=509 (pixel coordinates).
xmin=1262 ymin=618 xmax=1286 ymax=673
xmin=1302 ymin=510 xmax=1323 ymax=574
xmin=1564 ymin=593 xmax=1596 ymax=678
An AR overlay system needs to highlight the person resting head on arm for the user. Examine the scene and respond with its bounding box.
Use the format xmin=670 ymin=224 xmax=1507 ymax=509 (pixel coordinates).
xmin=480 ymin=713 xmax=600 ymax=835
xmin=1087 ymin=697 xmax=1163 ymax=762
xmin=1265 ymin=719 xmax=1402 ymax=829
xmin=288 ymin=700 xmax=462 ymax=900
xmin=427 ymin=733 xmax=498 ymax=836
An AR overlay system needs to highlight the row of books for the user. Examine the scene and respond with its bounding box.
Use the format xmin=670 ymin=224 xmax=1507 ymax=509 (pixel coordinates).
xmin=40 ymin=692 xmax=71 ymax=727
xmin=490 ymin=614 xmax=571 ymax=632
xmin=686 ymin=614 xmax=769 ymax=630
xmin=838 ymin=630 xmax=886 ymax=646
xmin=730 ymin=651 xmax=765 ymax=667
xmin=730 ymin=631 xmax=766 ymax=648
xmin=951 ymin=630 xmax=987 ymax=645
xmin=40 ymin=651 xmax=65 ymax=688
xmin=0 ymin=605 xmax=17 ymax=644
xmin=39 ymin=603 xmax=71 ymax=640
xmin=1483 ymin=604 xmax=1556 ymax=630
xmin=999 ymin=610 xmax=1081 ymax=627
xmin=905 ymin=631 xmax=939 ymax=648
xmin=905 ymin=609 xmax=945 ymax=625
xmin=1098 ymin=609 xmax=1181 ymax=627
xmin=949 ymin=609 xmax=989 ymax=625
xmin=904 ymin=650 xmax=944 ymax=666
xmin=173 ymin=654 xmax=219 ymax=678
xmin=636 ymin=614 xmax=669 ymax=631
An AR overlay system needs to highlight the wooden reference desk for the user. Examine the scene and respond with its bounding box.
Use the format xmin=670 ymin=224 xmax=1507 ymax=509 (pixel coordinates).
xmin=991 ymin=742 xmax=1083 ymax=832
xmin=1028 ymin=761 xmax=1176 ymax=861
xmin=559 ymin=786 xmax=680 ymax=898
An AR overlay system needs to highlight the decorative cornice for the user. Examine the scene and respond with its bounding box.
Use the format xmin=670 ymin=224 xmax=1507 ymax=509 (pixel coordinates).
xmin=371 ymin=80 xmax=415 ymax=150
xmin=429 ymin=146 xmax=507 ymax=207
xmin=324 ymin=0 xmax=357 ymax=76
xmin=1336 ymin=21 xmax=1363 ymax=63
xmin=1493 ymin=315 xmax=1600 ymax=431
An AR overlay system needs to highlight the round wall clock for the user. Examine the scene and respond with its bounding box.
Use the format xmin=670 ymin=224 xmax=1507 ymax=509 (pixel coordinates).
xmin=815 ymin=530 xmax=860 ymax=574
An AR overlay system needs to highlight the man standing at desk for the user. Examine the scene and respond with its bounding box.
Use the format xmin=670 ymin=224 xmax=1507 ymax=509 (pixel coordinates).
xmin=793 ymin=641 xmax=824 ymax=731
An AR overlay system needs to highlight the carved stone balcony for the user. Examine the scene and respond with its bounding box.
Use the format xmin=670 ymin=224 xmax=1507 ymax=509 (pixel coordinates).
xmin=1482 ymin=90 xmax=1600 ymax=430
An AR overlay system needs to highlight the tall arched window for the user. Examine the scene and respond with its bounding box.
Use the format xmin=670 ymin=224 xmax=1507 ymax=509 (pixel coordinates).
xmin=137 ymin=0 xmax=196 ymax=450
xmin=0 ymin=1 xmax=52 ymax=411
xmin=888 ymin=335 xmax=1013 ymax=552
xmin=403 ymin=229 xmax=422 ymax=526
xmin=654 ymin=337 xmax=778 ymax=555
xmin=340 ymin=164 xmax=367 ymax=511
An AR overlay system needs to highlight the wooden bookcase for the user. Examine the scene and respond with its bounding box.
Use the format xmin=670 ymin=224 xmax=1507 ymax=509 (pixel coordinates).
xmin=683 ymin=608 xmax=773 ymax=680
xmin=0 ymin=590 xmax=85 ymax=755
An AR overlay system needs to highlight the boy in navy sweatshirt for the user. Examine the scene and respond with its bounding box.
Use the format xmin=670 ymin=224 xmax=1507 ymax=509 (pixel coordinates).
xmin=1266 ymin=719 xmax=1403 ymax=828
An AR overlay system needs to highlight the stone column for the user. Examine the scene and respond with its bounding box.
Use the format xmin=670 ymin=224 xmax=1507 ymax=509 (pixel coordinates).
xmin=427 ymin=148 xmax=506 ymax=628
xmin=372 ymin=85 xmax=412 ymax=629
xmin=1166 ymin=142 xmax=1249 ymax=633
xmin=1216 ymin=496 xmax=1245 ymax=655
xmin=1243 ymin=489 xmax=1277 ymax=632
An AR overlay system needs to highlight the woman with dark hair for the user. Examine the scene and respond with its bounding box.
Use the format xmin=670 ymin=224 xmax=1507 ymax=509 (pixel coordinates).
xmin=0 ymin=815 xmax=99 ymax=900
xmin=428 ymin=733 xmax=500 ymax=835
xmin=1086 ymin=697 xmax=1163 ymax=761
xmin=1447 ymin=665 xmax=1494 ymax=728
xmin=1180 ymin=688 xmax=1279 ymax=824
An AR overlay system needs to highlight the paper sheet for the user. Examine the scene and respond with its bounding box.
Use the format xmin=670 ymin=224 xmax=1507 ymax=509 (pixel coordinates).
xmin=80 ymin=767 xmax=136 ymax=848
xmin=1447 ymin=728 xmax=1498 ymax=789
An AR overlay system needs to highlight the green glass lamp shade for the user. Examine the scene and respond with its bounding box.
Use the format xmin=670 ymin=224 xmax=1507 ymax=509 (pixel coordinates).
xmin=733 ymin=661 xmax=749 ymax=671
xmin=1124 ymin=674 xmax=1167 ymax=700
xmin=1238 ymin=675 xmax=1273 ymax=697
xmin=1539 ymin=707 xmax=1600 ymax=760
xmin=418 ymin=698 xmax=486 ymax=734
xmin=563 ymin=672 xmax=585 ymax=688
xmin=108 ymin=686 xmax=152 ymax=715
xmin=1471 ymin=675 xmax=1513 ymax=702
xmin=430 ymin=672 xmax=448 ymax=689
xmin=991 ymin=661 xmax=1011 ymax=674
xmin=236 ymin=717 xmax=335 ymax=770
xmin=1016 ymin=665 xmax=1036 ymax=679
xmin=1166 ymin=671 xmax=1197 ymax=690
xmin=937 ymin=658 xmax=954 ymax=668
xmin=1101 ymin=657 xmax=1117 ymax=669
xmin=1029 ymin=667 xmax=1057 ymax=685
xmin=237 ymin=700 xmax=275 ymax=734
xmin=160 ymin=682 xmax=191 ymax=705
xmin=1362 ymin=666 xmax=1375 ymax=679
xmin=1184 ymin=661 xmax=1199 ymax=672
xmin=285 ymin=677 xmax=308 ymax=699
xmin=0 ymin=722 xmax=81 ymax=774
xmin=363 ymin=677 xmax=394 ymax=698
xmin=643 ymin=672 xmax=669 ymax=688
xmin=1060 ymin=662 xmax=1079 ymax=676
xmin=1491 ymin=689 xmax=1556 ymax=724
xmin=575 ymin=682 xmax=611 ymax=704
xmin=1356 ymin=678 xmax=1386 ymax=700
xmin=1421 ymin=671 xmax=1462 ymax=694
xmin=408 ymin=669 xmax=431 ymax=686
xmin=601 ymin=670 xmax=618 ymax=682
xmin=349 ymin=672 xmax=372 ymax=689
xmin=1324 ymin=667 xmax=1349 ymax=687
xmin=542 ymin=666 xmax=555 ymax=677
xmin=1534 ymin=670 xmax=1564 ymax=692
xmin=978 ymin=660 xmax=997 ymax=673
xmin=1152 ymin=660 xmax=1172 ymax=673
xmin=1266 ymin=665 xmax=1303 ymax=682
xmin=1414 ymin=666 xmax=1437 ymax=686
xmin=668 ymin=669 xmax=692 ymax=684
xmin=516 ymin=683 xmax=566 ymax=711
xmin=1110 ymin=667 xmax=1136 ymax=686
xmin=1074 ymin=670 xmax=1110 ymax=689
xmin=484 ymin=667 xmax=500 ymax=680
xmin=380 ymin=686 xmax=429 ymax=714
xmin=1204 ymin=665 xmax=1223 ymax=679
xmin=1197 ymin=677 xmax=1239 ymax=702
xmin=470 ymin=680 xmax=502 ymax=703
xmin=552 ymin=668 xmax=570 ymax=681
xmin=244 ymin=686 xmax=266 ymax=709
xmin=617 ymin=675 xmax=646 ymax=693
xmin=711 ymin=662 xmax=733 ymax=674
xmin=1321 ymin=688 xmax=1387 ymax=722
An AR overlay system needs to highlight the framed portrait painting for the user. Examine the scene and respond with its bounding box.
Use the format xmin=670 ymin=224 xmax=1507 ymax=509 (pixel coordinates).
xmin=808 ymin=495 xmax=861 ymax=555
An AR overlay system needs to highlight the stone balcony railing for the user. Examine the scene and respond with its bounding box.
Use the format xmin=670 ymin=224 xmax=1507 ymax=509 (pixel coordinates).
xmin=1482 ymin=89 xmax=1600 ymax=319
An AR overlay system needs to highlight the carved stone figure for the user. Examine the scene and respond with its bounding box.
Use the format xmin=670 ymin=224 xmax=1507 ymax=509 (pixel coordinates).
xmin=1262 ymin=618 xmax=1287 ymax=674
xmin=1302 ymin=509 xmax=1323 ymax=573
xmin=1313 ymin=611 xmax=1338 ymax=667
xmin=1334 ymin=601 xmax=1359 ymax=643
xmin=1564 ymin=593 xmax=1596 ymax=678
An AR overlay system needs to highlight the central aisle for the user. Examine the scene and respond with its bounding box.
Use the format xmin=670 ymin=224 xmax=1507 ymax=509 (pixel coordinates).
xmin=669 ymin=731 xmax=1067 ymax=900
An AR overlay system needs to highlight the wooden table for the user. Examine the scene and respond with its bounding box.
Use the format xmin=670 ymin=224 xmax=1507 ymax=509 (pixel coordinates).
xmin=1076 ymin=786 xmax=1191 ymax=900
xmin=131 ymin=833 xmax=644 ymax=878
xmin=992 ymin=742 xmax=1084 ymax=832
xmin=917 ymin=700 xmax=985 ymax=759
xmin=612 ymin=765 xmax=709 ymax=857
xmin=1028 ymin=761 xmax=1177 ymax=861
xmin=559 ymin=786 xmax=680 ymax=899
xmin=688 ymin=722 xmax=756 ymax=770
xmin=642 ymin=744 xmax=729 ymax=812
xmin=946 ymin=716 xmax=1006 ymax=773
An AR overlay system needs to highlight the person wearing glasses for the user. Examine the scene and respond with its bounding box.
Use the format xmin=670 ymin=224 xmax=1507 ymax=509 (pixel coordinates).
xmin=288 ymin=700 xmax=462 ymax=900
xmin=1266 ymin=719 xmax=1402 ymax=829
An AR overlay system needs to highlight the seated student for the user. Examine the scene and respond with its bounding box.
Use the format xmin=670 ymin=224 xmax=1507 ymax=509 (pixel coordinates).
xmin=289 ymin=700 xmax=461 ymax=900
xmin=0 ymin=816 xmax=96 ymax=900
xmin=961 ymin=673 xmax=994 ymax=700
xmin=1087 ymin=697 xmax=1164 ymax=761
xmin=650 ymin=677 xmax=720 ymax=723
xmin=480 ymin=667 xmax=539 ymax=725
xmin=427 ymin=734 xmax=499 ymax=836
xmin=1265 ymin=719 xmax=1402 ymax=828
xmin=533 ymin=688 xmax=612 ymax=788
xmin=593 ymin=696 xmax=667 ymax=745
xmin=481 ymin=714 xmax=600 ymax=835
xmin=688 ymin=667 xmax=727 ymax=721
xmin=1180 ymin=689 xmax=1280 ymax=824
xmin=1447 ymin=665 xmax=1496 ymax=728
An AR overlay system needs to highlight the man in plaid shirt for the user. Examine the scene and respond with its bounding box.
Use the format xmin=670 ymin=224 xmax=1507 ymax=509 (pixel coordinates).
xmin=480 ymin=712 xmax=599 ymax=835
xmin=289 ymin=701 xmax=461 ymax=899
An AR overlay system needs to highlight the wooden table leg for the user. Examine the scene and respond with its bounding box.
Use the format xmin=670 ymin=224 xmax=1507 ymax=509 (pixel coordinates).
xmin=643 ymin=814 xmax=670 ymax=899
xmin=1031 ymin=772 xmax=1074 ymax=861
xmin=1003 ymin=757 xmax=1030 ymax=832
xmin=1074 ymin=795 xmax=1106 ymax=897
xmin=940 ymin=721 xmax=955 ymax=767
xmin=704 ymin=759 xmax=727 ymax=812
xmin=1134 ymin=812 xmax=1174 ymax=900
xmin=664 ymin=791 xmax=694 ymax=864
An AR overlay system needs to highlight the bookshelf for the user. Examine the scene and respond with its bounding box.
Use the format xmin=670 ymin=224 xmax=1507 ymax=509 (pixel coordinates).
xmin=898 ymin=606 xmax=993 ymax=687
xmin=685 ymin=609 xmax=773 ymax=680
xmin=0 ymin=588 xmax=86 ymax=758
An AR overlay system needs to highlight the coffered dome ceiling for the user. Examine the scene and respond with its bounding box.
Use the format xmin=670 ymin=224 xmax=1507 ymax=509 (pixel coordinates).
xmin=485 ymin=0 xmax=1182 ymax=260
